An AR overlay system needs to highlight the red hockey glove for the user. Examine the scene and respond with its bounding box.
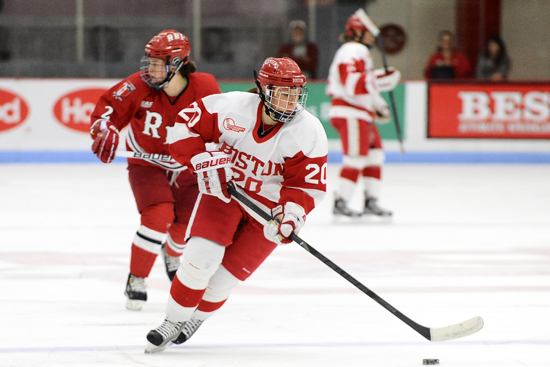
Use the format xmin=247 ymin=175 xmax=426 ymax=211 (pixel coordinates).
xmin=191 ymin=151 xmax=234 ymax=203
xmin=90 ymin=119 xmax=119 ymax=163
xmin=263 ymin=202 xmax=306 ymax=245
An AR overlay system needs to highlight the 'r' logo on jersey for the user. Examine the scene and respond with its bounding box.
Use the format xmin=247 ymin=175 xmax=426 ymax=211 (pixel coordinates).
xmin=143 ymin=110 xmax=163 ymax=138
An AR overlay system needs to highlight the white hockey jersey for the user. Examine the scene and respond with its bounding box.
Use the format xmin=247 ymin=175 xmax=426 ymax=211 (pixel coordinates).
xmin=326 ymin=42 xmax=388 ymax=122
xmin=169 ymin=91 xmax=328 ymax=217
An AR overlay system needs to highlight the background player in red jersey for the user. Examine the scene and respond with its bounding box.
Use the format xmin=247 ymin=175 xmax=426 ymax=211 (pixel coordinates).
xmin=143 ymin=57 xmax=328 ymax=353
xmin=326 ymin=13 xmax=400 ymax=218
xmin=90 ymin=29 xmax=221 ymax=311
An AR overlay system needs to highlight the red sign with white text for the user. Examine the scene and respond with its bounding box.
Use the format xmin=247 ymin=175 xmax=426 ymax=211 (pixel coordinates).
xmin=0 ymin=89 xmax=30 ymax=132
xmin=53 ymin=88 xmax=107 ymax=133
xmin=428 ymin=83 xmax=550 ymax=139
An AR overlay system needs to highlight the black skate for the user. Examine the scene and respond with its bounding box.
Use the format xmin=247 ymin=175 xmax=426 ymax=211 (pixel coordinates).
xmin=173 ymin=317 xmax=204 ymax=344
xmin=333 ymin=198 xmax=362 ymax=217
xmin=124 ymin=273 xmax=147 ymax=311
xmin=145 ymin=318 xmax=185 ymax=353
xmin=161 ymin=243 xmax=180 ymax=282
xmin=364 ymin=198 xmax=392 ymax=217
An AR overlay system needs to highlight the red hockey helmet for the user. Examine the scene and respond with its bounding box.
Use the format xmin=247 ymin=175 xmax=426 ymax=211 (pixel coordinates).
xmin=345 ymin=14 xmax=368 ymax=36
xmin=145 ymin=29 xmax=190 ymax=64
xmin=257 ymin=57 xmax=306 ymax=89
xmin=140 ymin=29 xmax=190 ymax=90
xmin=255 ymin=57 xmax=308 ymax=123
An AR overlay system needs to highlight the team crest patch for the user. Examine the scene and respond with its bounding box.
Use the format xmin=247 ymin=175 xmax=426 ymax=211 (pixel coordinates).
xmin=113 ymin=81 xmax=136 ymax=101
xmin=223 ymin=118 xmax=245 ymax=132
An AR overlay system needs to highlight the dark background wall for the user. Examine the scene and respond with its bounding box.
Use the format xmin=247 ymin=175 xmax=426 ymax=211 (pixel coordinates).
xmin=0 ymin=0 xmax=548 ymax=80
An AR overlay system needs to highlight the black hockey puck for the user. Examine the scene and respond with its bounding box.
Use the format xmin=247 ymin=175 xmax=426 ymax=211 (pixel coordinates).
xmin=423 ymin=359 xmax=439 ymax=365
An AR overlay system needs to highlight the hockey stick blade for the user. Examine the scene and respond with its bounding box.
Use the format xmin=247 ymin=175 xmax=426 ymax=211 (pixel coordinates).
xmin=429 ymin=316 xmax=484 ymax=342
xmin=227 ymin=184 xmax=484 ymax=342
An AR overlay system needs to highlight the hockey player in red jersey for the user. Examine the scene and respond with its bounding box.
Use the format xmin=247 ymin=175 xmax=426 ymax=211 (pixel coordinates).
xmin=89 ymin=29 xmax=221 ymax=311
xmin=326 ymin=12 xmax=400 ymax=217
xmin=144 ymin=57 xmax=328 ymax=353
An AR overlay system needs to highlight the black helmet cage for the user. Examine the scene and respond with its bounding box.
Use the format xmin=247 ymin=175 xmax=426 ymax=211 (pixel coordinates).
xmin=254 ymin=71 xmax=308 ymax=123
xmin=140 ymin=55 xmax=187 ymax=90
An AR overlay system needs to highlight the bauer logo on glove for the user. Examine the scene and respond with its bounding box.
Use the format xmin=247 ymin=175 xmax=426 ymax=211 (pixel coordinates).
xmin=191 ymin=151 xmax=234 ymax=203
xmin=194 ymin=156 xmax=232 ymax=171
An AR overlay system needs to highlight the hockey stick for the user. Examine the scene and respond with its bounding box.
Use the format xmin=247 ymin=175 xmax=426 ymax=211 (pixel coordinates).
xmin=115 ymin=150 xmax=187 ymax=171
xmin=227 ymin=184 xmax=484 ymax=341
xmin=354 ymin=8 xmax=405 ymax=154
xmin=375 ymin=37 xmax=405 ymax=154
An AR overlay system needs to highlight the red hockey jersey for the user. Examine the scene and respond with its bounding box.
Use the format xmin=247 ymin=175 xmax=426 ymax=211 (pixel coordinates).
xmin=90 ymin=71 xmax=220 ymax=169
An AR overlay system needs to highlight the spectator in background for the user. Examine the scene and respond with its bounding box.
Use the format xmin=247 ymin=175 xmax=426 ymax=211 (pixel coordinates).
xmin=424 ymin=30 xmax=472 ymax=79
xmin=278 ymin=20 xmax=319 ymax=79
xmin=476 ymin=35 xmax=511 ymax=81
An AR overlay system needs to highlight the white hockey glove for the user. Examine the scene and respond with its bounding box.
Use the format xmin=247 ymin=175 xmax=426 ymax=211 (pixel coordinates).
xmin=191 ymin=151 xmax=234 ymax=203
xmin=374 ymin=97 xmax=391 ymax=124
xmin=374 ymin=67 xmax=401 ymax=92
xmin=263 ymin=202 xmax=306 ymax=245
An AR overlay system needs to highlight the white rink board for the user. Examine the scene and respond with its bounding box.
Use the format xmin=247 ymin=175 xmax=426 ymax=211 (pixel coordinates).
xmin=1 ymin=78 xmax=549 ymax=157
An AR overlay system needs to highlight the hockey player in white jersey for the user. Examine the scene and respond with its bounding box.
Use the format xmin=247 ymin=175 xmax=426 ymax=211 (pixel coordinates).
xmin=326 ymin=12 xmax=400 ymax=217
xmin=145 ymin=57 xmax=328 ymax=353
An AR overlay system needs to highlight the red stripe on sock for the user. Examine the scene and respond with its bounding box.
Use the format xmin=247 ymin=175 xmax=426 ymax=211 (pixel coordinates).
xmin=130 ymin=244 xmax=157 ymax=278
xmin=165 ymin=244 xmax=181 ymax=257
xmin=197 ymin=299 xmax=227 ymax=313
xmin=341 ymin=167 xmax=360 ymax=182
xmin=362 ymin=166 xmax=381 ymax=179
xmin=170 ymin=275 xmax=207 ymax=308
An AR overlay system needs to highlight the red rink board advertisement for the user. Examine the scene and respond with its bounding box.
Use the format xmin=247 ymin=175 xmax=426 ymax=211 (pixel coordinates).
xmin=0 ymin=79 xmax=115 ymax=151
xmin=0 ymin=89 xmax=30 ymax=132
xmin=428 ymin=83 xmax=550 ymax=139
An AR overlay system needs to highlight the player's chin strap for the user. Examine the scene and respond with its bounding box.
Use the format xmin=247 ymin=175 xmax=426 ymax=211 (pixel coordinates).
xmin=227 ymin=182 xmax=484 ymax=342
xmin=152 ymin=56 xmax=187 ymax=91
xmin=253 ymin=70 xmax=262 ymax=97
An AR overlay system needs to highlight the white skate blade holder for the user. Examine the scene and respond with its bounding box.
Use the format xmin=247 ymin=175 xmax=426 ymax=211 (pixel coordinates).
xmin=126 ymin=299 xmax=145 ymax=311
xmin=144 ymin=342 xmax=170 ymax=354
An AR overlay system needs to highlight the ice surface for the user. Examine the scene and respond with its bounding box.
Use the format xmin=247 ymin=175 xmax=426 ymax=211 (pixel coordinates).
xmin=0 ymin=163 xmax=549 ymax=366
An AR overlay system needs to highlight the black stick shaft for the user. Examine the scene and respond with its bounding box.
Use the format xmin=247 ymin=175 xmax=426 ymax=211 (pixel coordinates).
xmin=227 ymin=184 xmax=430 ymax=340
xmin=375 ymin=36 xmax=405 ymax=154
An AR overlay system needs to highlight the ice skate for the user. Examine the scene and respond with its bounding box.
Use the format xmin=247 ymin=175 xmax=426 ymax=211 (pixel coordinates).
xmin=124 ymin=273 xmax=147 ymax=311
xmin=364 ymin=197 xmax=392 ymax=217
xmin=145 ymin=318 xmax=185 ymax=353
xmin=333 ymin=197 xmax=362 ymax=217
xmin=161 ymin=243 xmax=180 ymax=282
xmin=173 ymin=317 xmax=204 ymax=344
